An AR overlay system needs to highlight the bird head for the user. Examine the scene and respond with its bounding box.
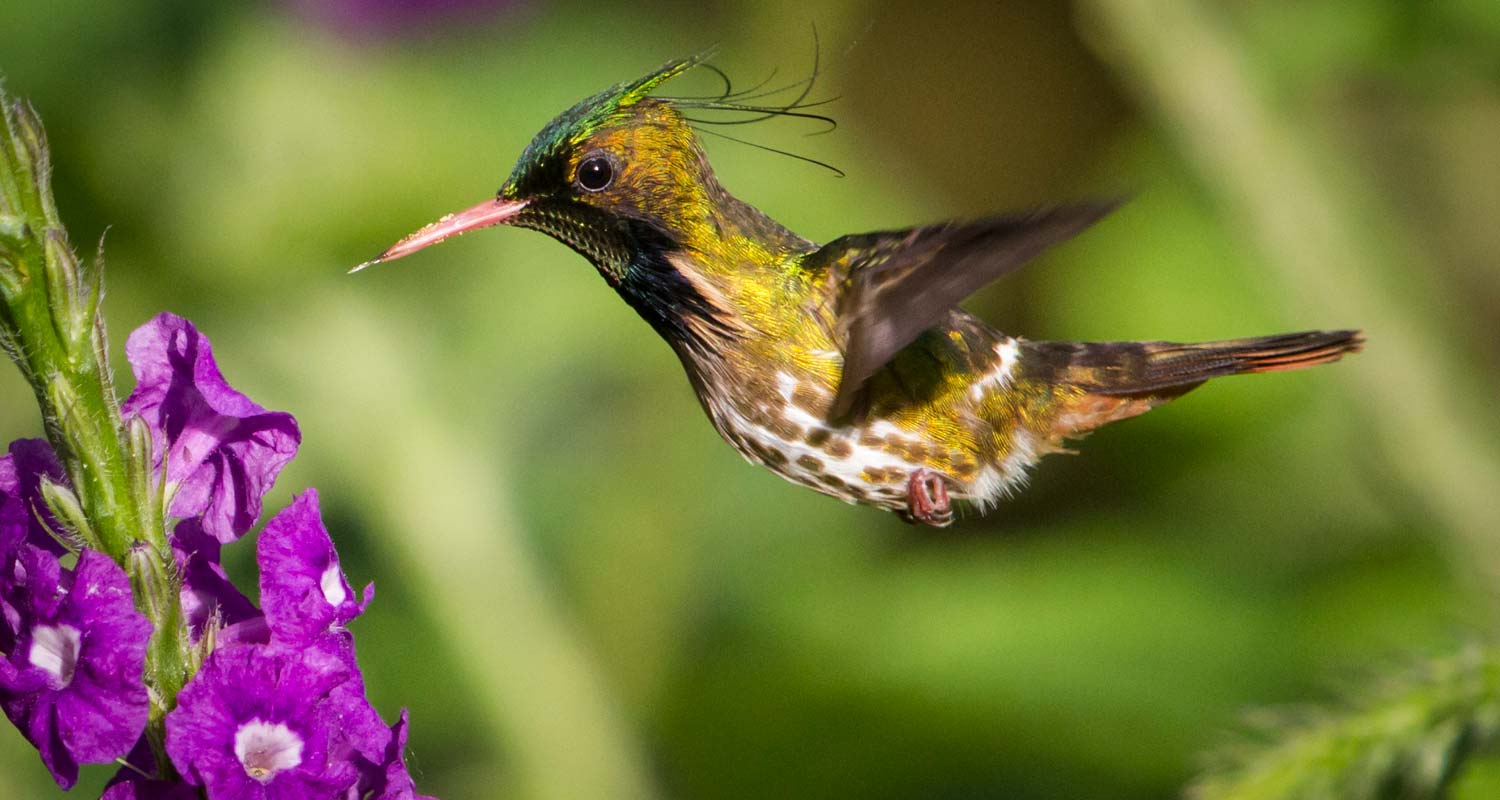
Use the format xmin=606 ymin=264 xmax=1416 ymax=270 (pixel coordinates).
xmin=356 ymin=56 xmax=720 ymax=284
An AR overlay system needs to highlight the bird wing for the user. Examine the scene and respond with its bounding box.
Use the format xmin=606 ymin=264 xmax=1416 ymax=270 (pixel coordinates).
xmin=807 ymin=200 xmax=1122 ymax=419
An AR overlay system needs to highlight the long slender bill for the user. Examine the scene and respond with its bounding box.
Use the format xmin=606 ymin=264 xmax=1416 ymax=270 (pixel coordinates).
xmin=350 ymin=197 xmax=529 ymax=273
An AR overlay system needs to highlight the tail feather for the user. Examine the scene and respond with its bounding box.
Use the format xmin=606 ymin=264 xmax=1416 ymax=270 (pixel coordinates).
xmin=1028 ymin=329 xmax=1363 ymax=438
xmin=1124 ymin=330 xmax=1362 ymax=391
xmin=1027 ymin=330 xmax=1363 ymax=396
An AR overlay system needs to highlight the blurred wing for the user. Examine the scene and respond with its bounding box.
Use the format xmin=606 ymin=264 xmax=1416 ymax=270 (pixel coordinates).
xmin=813 ymin=201 xmax=1122 ymax=419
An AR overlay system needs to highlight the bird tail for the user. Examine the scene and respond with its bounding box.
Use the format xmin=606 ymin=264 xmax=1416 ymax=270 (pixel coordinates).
xmin=1026 ymin=330 xmax=1363 ymax=438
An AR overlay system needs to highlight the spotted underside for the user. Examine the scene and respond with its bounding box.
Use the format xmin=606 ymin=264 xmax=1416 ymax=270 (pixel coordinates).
xmin=664 ymin=238 xmax=1362 ymax=521
xmin=681 ymin=286 xmax=1081 ymax=517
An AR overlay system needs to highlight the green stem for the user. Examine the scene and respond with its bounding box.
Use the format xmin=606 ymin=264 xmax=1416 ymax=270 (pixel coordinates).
xmin=1 ymin=91 xmax=191 ymax=779
xmin=127 ymin=540 xmax=188 ymax=781
xmin=0 ymin=99 xmax=139 ymax=556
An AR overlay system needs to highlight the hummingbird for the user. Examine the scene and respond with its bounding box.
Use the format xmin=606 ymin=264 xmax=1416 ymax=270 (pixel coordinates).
xmin=356 ymin=56 xmax=1362 ymax=527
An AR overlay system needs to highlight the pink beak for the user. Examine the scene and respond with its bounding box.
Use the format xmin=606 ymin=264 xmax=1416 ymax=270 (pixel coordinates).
xmin=350 ymin=196 xmax=529 ymax=273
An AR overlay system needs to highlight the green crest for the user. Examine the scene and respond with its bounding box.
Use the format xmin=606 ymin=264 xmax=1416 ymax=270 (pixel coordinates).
xmin=501 ymin=54 xmax=709 ymax=197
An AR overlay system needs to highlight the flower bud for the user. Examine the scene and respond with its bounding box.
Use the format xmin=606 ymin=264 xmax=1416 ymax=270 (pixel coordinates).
xmin=125 ymin=541 xmax=173 ymax=631
xmin=43 ymin=228 xmax=86 ymax=349
xmin=37 ymin=474 xmax=89 ymax=551
xmin=125 ymin=413 xmax=166 ymax=530
xmin=188 ymin=610 xmax=218 ymax=676
xmin=0 ymin=100 xmax=54 ymax=299
xmin=127 ymin=412 xmax=154 ymax=465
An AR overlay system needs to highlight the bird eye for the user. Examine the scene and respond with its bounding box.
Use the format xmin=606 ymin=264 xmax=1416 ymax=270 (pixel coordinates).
xmin=576 ymin=154 xmax=614 ymax=192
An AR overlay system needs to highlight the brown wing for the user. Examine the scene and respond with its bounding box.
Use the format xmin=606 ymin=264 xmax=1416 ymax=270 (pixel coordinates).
xmin=810 ymin=200 xmax=1122 ymax=419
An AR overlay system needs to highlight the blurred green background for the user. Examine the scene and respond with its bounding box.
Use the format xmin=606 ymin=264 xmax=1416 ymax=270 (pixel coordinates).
xmin=3 ymin=0 xmax=1498 ymax=797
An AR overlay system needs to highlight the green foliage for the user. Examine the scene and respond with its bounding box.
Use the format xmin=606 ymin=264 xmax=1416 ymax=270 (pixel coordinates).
xmin=1194 ymin=647 xmax=1500 ymax=800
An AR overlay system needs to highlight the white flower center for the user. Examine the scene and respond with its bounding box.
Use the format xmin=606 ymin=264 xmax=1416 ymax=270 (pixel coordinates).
xmin=319 ymin=563 xmax=347 ymax=607
xmin=234 ymin=719 xmax=303 ymax=783
xmin=28 ymin=624 xmax=82 ymax=688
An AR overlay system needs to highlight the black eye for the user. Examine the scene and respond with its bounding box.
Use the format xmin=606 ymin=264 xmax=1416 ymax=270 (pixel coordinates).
xmin=576 ymin=155 xmax=614 ymax=192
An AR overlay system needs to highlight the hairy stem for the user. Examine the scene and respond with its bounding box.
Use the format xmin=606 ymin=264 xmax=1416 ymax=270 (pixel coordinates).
xmin=0 ymin=97 xmax=138 ymax=555
xmin=0 ymin=89 xmax=190 ymax=778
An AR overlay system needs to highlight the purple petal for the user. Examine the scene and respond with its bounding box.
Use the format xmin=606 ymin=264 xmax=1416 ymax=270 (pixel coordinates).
xmin=11 ymin=544 xmax=66 ymax=630
xmin=167 ymin=641 xmax=361 ymax=798
xmin=0 ymin=439 xmax=68 ymax=559
xmin=35 ymin=714 xmax=81 ymax=788
xmin=172 ymin=521 xmax=256 ymax=639
xmin=1 ymin=548 xmax=151 ymax=788
xmin=259 ymin=490 xmax=369 ymax=645
xmin=1 ymin=548 xmax=28 ymax=657
xmin=0 ymin=449 xmax=17 ymax=556
xmin=180 ymin=555 xmax=258 ymax=638
xmin=121 ymin=313 xmax=300 ymax=543
xmin=53 ymin=552 xmax=153 ymax=762
xmin=218 ymin=616 xmax=271 ymax=648
xmin=169 ymin=517 xmax=222 ymax=564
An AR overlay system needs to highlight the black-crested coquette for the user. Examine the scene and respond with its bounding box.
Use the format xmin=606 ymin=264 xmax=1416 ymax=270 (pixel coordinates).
xmin=357 ymin=56 xmax=1362 ymax=526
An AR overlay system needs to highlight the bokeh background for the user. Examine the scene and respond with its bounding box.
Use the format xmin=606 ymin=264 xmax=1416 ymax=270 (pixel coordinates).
xmin=3 ymin=0 xmax=1499 ymax=797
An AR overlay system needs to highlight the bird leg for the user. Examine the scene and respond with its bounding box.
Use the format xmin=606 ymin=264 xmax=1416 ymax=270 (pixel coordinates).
xmin=901 ymin=469 xmax=953 ymax=527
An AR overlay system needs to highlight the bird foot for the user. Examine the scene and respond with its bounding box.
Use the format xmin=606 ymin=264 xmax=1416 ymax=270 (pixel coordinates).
xmin=900 ymin=469 xmax=953 ymax=527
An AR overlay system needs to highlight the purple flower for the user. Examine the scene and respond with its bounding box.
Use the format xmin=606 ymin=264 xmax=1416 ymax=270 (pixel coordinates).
xmin=173 ymin=520 xmax=257 ymax=640
xmin=0 ymin=439 xmax=68 ymax=560
xmin=166 ymin=639 xmax=389 ymax=798
xmin=0 ymin=548 xmax=151 ymax=788
xmin=259 ymin=490 xmax=371 ymax=646
xmin=1 ymin=302 xmax=437 ymax=795
xmin=122 ymin=313 xmax=300 ymax=543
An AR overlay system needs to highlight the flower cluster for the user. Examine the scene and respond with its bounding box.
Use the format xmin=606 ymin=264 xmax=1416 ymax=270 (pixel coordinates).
xmin=1 ymin=313 xmax=431 ymax=798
